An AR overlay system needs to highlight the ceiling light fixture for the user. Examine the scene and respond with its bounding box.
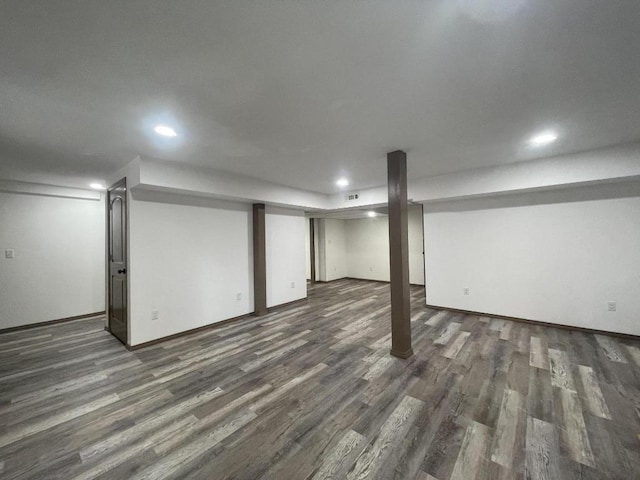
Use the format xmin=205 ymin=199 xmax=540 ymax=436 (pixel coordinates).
xmin=336 ymin=178 xmax=350 ymax=188
xmin=367 ymin=211 xmax=377 ymax=218
xmin=90 ymin=183 xmax=105 ymax=190
xmin=528 ymin=130 xmax=558 ymax=147
xmin=154 ymin=124 xmax=178 ymax=137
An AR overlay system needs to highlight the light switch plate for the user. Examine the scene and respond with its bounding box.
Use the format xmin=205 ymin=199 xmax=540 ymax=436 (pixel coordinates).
xmin=5 ymin=249 xmax=14 ymax=259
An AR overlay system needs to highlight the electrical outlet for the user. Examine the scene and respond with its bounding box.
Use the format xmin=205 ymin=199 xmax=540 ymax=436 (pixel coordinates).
xmin=151 ymin=310 xmax=159 ymax=321
xmin=290 ymin=281 xmax=295 ymax=289
xmin=369 ymin=266 xmax=373 ymax=272
xmin=607 ymin=301 xmax=616 ymax=312
xmin=236 ymin=293 xmax=242 ymax=301
xmin=463 ymin=287 xmax=469 ymax=296
xmin=5 ymin=249 xmax=14 ymax=259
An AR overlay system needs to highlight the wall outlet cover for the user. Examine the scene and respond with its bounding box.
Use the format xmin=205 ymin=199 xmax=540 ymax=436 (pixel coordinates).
xmin=5 ymin=249 xmax=15 ymax=259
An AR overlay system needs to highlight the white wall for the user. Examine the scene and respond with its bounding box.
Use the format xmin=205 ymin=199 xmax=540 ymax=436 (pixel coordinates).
xmin=0 ymin=191 xmax=105 ymax=330
xmin=266 ymin=207 xmax=307 ymax=307
xmin=424 ymin=187 xmax=640 ymax=335
xmin=344 ymin=206 xmax=425 ymax=285
xmin=408 ymin=206 xmax=425 ymax=285
xmin=128 ymin=191 xmax=253 ymax=345
xmin=328 ymin=143 xmax=640 ymax=210
xmin=345 ymin=216 xmax=389 ymax=282
xmin=318 ymin=218 xmax=347 ymax=281
xmin=127 ymin=192 xmax=309 ymax=345
xmin=138 ymin=157 xmax=329 ymax=210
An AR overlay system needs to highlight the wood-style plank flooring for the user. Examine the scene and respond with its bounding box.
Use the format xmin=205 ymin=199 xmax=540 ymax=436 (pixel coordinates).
xmin=1 ymin=279 xmax=640 ymax=479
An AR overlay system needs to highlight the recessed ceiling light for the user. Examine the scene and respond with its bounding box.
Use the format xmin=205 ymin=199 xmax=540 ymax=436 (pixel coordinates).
xmin=90 ymin=183 xmax=105 ymax=190
xmin=367 ymin=211 xmax=377 ymax=218
xmin=528 ymin=130 xmax=558 ymax=147
xmin=154 ymin=124 xmax=178 ymax=137
xmin=336 ymin=178 xmax=350 ymax=188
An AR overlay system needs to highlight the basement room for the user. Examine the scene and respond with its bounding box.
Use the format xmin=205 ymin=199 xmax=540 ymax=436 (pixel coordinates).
xmin=1 ymin=2 xmax=639 ymax=479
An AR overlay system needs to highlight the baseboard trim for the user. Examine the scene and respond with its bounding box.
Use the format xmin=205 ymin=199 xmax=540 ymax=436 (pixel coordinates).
xmin=267 ymin=297 xmax=308 ymax=312
xmin=345 ymin=277 xmax=425 ymax=287
xmin=390 ymin=347 xmax=414 ymax=359
xmin=0 ymin=311 xmax=106 ymax=335
xmin=126 ymin=313 xmax=251 ymax=350
xmin=425 ymin=304 xmax=640 ymax=341
xmin=127 ymin=297 xmax=308 ymax=351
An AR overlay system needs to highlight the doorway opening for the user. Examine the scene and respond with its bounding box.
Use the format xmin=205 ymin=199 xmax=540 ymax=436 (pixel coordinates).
xmin=107 ymin=178 xmax=128 ymax=345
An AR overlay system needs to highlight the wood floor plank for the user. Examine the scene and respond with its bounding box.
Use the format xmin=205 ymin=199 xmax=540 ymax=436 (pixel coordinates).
xmin=129 ymin=409 xmax=257 ymax=480
xmin=433 ymin=322 xmax=461 ymax=345
xmin=346 ymin=395 xmax=424 ymax=479
xmin=491 ymin=388 xmax=524 ymax=469
xmin=0 ymin=393 xmax=120 ymax=448
xmin=425 ymin=311 xmax=448 ymax=327
xmin=239 ymin=338 xmax=308 ymax=372
xmin=80 ymin=387 xmax=223 ymax=460
xmin=414 ymin=472 xmax=438 ymax=480
xmin=362 ymin=355 xmax=396 ymax=381
xmin=441 ymin=332 xmax=470 ymax=360
xmin=449 ymin=420 xmax=491 ymax=480
xmin=548 ymin=348 xmax=576 ymax=392
xmin=249 ymin=363 xmax=328 ymax=412
xmin=529 ymin=336 xmax=549 ymax=370
xmin=71 ymin=415 xmax=197 ymax=480
xmin=577 ymin=365 xmax=611 ymax=420
xmin=555 ymin=387 xmax=595 ymax=467
xmin=312 ymin=429 xmax=366 ymax=480
xmin=595 ymin=335 xmax=628 ymax=363
xmin=624 ymin=344 xmax=640 ymax=367
xmin=499 ymin=321 xmax=514 ymax=341
xmin=525 ymin=416 xmax=560 ymax=480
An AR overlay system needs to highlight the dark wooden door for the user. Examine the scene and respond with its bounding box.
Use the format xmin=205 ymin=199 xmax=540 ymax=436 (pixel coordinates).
xmin=108 ymin=179 xmax=128 ymax=345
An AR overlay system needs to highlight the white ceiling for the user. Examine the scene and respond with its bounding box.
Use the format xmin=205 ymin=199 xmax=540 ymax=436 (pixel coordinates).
xmin=1 ymin=1 xmax=640 ymax=193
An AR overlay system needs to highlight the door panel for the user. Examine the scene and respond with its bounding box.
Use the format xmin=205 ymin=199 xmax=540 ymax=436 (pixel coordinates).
xmin=108 ymin=179 xmax=128 ymax=345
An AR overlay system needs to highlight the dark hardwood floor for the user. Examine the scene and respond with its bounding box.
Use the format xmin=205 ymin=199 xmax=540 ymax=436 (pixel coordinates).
xmin=1 ymin=279 xmax=640 ymax=479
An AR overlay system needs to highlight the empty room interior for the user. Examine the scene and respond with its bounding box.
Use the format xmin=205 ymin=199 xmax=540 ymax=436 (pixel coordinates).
xmin=1 ymin=2 xmax=640 ymax=479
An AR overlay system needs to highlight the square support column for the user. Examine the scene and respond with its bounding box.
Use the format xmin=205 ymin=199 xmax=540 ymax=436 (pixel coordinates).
xmin=387 ymin=150 xmax=413 ymax=358
xmin=253 ymin=203 xmax=267 ymax=316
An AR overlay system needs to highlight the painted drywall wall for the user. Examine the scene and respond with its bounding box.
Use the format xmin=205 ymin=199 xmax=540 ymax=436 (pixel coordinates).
xmin=328 ymin=144 xmax=640 ymax=209
xmin=344 ymin=206 xmax=425 ymax=285
xmin=128 ymin=191 xmax=254 ymax=345
xmin=0 ymin=191 xmax=105 ymax=329
xmin=345 ymin=216 xmax=389 ymax=282
xmin=318 ymin=218 xmax=347 ymax=281
xmin=424 ymin=186 xmax=640 ymax=335
xmin=305 ymin=217 xmax=311 ymax=280
xmin=266 ymin=207 xmax=307 ymax=307
xmin=138 ymin=157 xmax=329 ymax=209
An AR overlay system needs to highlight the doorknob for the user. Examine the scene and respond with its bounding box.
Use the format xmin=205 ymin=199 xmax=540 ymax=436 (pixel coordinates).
xmin=118 ymin=268 xmax=127 ymax=274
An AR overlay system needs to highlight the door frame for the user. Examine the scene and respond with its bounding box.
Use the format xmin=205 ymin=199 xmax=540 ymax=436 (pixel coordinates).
xmin=309 ymin=218 xmax=316 ymax=284
xmin=106 ymin=177 xmax=129 ymax=346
